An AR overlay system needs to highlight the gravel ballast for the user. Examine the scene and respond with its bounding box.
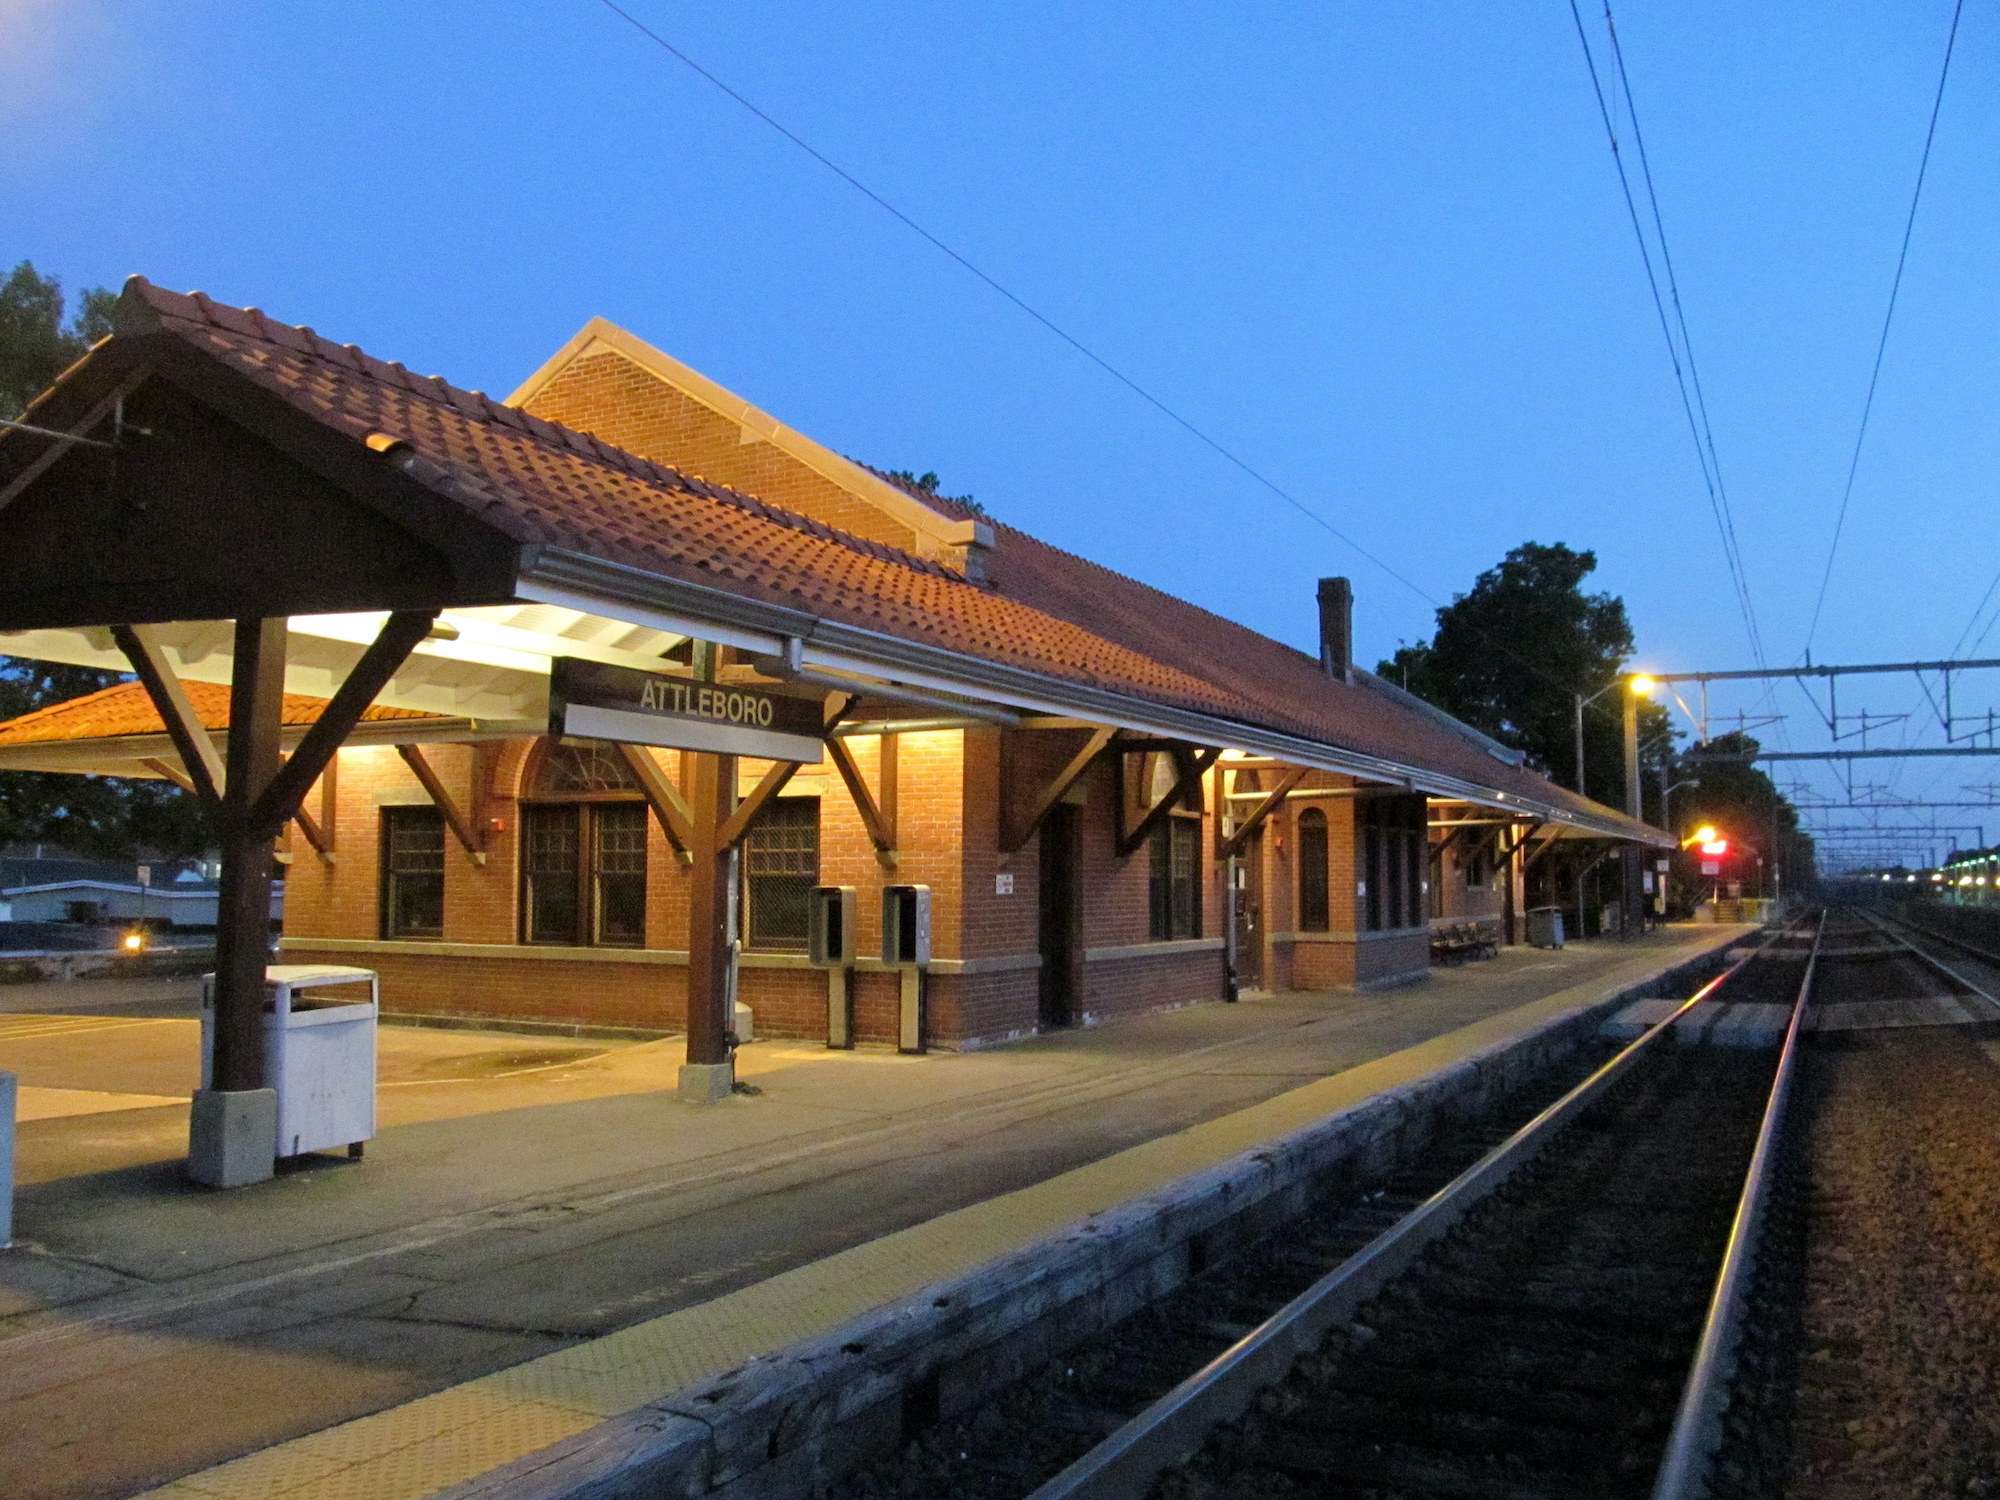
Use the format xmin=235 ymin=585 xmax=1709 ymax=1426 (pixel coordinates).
xmin=1732 ymin=1024 xmax=2000 ymax=1497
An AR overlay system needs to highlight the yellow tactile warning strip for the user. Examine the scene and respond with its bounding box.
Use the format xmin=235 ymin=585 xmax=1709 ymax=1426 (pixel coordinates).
xmin=146 ymin=932 xmax=1744 ymax=1500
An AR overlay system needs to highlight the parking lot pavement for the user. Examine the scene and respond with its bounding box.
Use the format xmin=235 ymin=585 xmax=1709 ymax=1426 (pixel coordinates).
xmin=0 ymin=927 xmax=1746 ymax=1500
xmin=0 ymin=971 xmax=209 ymax=1018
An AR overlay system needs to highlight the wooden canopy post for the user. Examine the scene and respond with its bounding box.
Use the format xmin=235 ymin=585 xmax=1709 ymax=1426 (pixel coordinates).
xmin=208 ymin=616 xmax=287 ymax=1101
xmin=1494 ymin=818 xmax=1544 ymax=947
xmin=680 ymin=643 xmax=738 ymax=1102
xmin=115 ymin=609 xmax=434 ymax=1185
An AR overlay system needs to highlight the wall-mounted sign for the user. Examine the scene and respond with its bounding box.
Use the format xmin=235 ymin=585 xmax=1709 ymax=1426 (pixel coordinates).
xmin=549 ymin=658 xmax=825 ymax=763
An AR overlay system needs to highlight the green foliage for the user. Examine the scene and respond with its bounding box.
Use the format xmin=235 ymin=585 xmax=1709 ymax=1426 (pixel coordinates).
xmin=0 ymin=261 xmax=207 ymax=858
xmin=0 ymin=659 xmax=212 ymax=859
xmin=1674 ymin=730 xmax=1817 ymax=897
xmin=883 ymin=467 xmax=986 ymax=516
xmin=0 ymin=260 xmax=113 ymax=420
xmin=1376 ymin=542 xmax=1671 ymax=802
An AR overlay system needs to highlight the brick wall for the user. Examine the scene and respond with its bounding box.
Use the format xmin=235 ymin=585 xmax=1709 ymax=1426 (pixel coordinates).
xmin=521 ymin=350 xmax=919 ymax=554
xmin=1434 ymin=836 xmax=1504 ymax=923
xmin=1254 ymin=776 xmax=1433 ymax=994
xmin=289 ymin=727 xmax=1249 ymax=1048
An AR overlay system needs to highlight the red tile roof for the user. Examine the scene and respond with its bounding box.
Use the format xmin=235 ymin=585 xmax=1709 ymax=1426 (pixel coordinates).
xmin=0 ymin=680 xmax=434 ymax=748
xmin=21 ymin=279 xmax=1653 ymax=839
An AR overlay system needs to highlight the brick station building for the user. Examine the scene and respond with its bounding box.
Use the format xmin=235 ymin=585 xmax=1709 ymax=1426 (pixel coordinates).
xmin=0 ymin=282 xmax=1667 ymax=1069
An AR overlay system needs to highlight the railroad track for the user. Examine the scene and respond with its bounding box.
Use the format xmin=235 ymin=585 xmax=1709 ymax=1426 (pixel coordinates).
xmin=1031 ymin=917 xmax=1819 ymax=1500
xmin=835 ymin=922 xmax=1816 ymax=1500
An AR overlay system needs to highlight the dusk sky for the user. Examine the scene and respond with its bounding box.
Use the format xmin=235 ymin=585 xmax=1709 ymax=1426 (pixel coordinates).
xmin=10 ymin=2 xmax=1995 ymax=856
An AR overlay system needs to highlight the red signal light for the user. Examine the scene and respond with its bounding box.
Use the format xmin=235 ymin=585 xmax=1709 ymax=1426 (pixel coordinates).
xmin=1699 ymin=839 xmax=1729 ymax=857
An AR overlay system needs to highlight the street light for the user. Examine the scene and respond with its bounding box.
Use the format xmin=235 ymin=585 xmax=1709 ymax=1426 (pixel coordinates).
xmin=1573 ymin=672 xmax=1656 ymax=800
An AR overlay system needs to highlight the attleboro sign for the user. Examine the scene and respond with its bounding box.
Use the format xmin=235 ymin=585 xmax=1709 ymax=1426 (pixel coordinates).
xmin=549 ymin=658 xmax=825 ymax=763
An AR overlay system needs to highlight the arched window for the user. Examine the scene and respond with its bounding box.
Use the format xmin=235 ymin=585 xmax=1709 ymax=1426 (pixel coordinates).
xmin=1297 ymin=807 xmax=1329 ymax=931
xmin=520 ymin=740 xmax=648 ymax=948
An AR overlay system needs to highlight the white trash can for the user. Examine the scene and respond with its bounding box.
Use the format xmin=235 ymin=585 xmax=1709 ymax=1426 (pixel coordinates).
xmin=201 ymin=966 xmax=378 ymax=1160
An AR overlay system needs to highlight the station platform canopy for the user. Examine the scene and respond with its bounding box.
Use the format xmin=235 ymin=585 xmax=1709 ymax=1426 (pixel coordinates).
xmin=0 ymin=278 xmax=1665 ymax=846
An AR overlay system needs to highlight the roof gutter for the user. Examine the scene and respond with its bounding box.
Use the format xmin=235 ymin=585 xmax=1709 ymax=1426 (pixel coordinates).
xmin=517 ymin=548 xmax=1670 ymax=847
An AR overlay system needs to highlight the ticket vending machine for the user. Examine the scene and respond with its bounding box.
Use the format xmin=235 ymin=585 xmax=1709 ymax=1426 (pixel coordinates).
xmin=809 ymin=885 xmax=858 ymax=1049
xmin=882 ymin=884 xmax=932 ymax=1054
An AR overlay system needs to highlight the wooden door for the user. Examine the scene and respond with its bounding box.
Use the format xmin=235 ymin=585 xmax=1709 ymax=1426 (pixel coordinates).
xmin=1235 ymin=828 xmax=1265 ymax=990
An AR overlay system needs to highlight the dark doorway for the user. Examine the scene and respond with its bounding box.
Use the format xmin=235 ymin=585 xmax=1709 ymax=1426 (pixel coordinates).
xmin=1037 ymin=804 xmax=1082 ymax=1028
xmin=1235 ymin=829 xmax=1265 ymax=991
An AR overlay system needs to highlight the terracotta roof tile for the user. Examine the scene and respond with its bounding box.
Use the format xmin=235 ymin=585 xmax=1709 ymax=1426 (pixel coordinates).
xmin=0 ymin=680 xmax=435 ymax=748
xmin=96 ymin=280 xmax=1652 ymax=837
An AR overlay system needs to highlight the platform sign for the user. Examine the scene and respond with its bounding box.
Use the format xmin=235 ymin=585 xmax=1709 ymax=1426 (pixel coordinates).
xmin=549 ymin=658 xmax=824 ymax=763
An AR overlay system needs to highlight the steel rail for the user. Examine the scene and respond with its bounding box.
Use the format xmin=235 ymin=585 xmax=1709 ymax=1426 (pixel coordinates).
xmin=1026 ymin=924 xmax=1799 ymax=1500
xmin=1856 ymin=907 xmax=2000 ymax=1017
xmin=1650 ymin=908 xmax=1824 ymax=1500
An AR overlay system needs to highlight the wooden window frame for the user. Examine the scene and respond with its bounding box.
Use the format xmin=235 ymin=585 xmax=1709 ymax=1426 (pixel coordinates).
xmin=519 ymin=740 xmax=649 ymax=949
xmin=742 ymin=794 xmax=820 ymax=954
xmin=1297 ymin=806 xmax=1330 ymax=932
xmin=1148 ymin=809 xmax=1203 ymax=941
xmin=380 ymin=804 xmax=446 ymax=940
xmin=1360 ymin=795 xmax=1426 ymax=933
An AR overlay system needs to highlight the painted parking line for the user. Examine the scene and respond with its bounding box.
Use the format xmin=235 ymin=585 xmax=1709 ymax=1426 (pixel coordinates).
xmin=0 ymin=1015 xmax=178 ymax=1043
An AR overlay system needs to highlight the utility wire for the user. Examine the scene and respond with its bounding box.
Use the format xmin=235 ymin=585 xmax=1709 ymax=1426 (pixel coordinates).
xmin=1566 ymin=0 xmax=1763 ymax=675
xmin=591 ymin=0 xmax=1435 ymax=606
xmin=1801 ymin=0 xmax=1966 ymax=655
xmin=1599 ymin=1 xmax=1765 ymax=670
xmin=1596 ymin=0 xmax=1800 ymax=782
xmin=590 ymin=0 xmax=1650 ymax=738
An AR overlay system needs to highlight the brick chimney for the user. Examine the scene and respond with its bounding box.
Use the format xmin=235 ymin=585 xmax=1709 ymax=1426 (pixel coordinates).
xmin=1317 ymin=576 xmax=1353 ymax=683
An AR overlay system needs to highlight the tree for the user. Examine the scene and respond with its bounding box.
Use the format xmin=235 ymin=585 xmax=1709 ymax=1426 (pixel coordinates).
xmin=882 ymin=467 xmax=985 ymax=516
xmin=1377 ymin=542 xmax=1672 ymax=806
xmin=1 ymin=260 xmax=116 ymax=420
xmin=0 ymin=262 xmax=207 ymax=858
xmin=1670 ymin=731 xmax=1817 ymax=902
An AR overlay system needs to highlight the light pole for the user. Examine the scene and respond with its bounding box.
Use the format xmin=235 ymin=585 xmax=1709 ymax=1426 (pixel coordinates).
xmin=1573 ymin=680 xmax=1618 ymax=799
xmin=1659 ymin=774 xmax=1700 ymax=832
xmin=1620 ymin=674 xmax=1657 ymax=935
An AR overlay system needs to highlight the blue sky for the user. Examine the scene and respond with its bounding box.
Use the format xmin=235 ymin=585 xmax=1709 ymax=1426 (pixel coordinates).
xmin=9 ymin=2 xmax=1996 ymax=861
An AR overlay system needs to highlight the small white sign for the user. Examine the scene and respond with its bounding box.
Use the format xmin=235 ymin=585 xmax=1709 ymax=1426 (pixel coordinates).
xmin=995 ymin=873 xmax=1014 ymax=896
xmin=1643 ymin=871 xmax=1655 ymax=893
xmin=1701 ymin=860 xmax=1720 ymax=877
xmin=1356 ymin=881 xmax=1367 ymax=897
xmin=135 ymin=865 xmax=152 ymax=887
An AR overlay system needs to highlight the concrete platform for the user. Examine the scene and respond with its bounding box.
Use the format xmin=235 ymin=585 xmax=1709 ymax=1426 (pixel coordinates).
xmin=0 ymin=926 xmax=1749 ymax=1499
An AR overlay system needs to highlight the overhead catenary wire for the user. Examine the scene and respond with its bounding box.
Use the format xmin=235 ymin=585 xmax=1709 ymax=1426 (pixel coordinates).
xmin=1566 ymin=0 xmax=1763 ymax=675
xmin=1594 ymin=0 xmax=1804 ymax=781
xmin=588 ymin=0 xmax=1653 ymax=737
xmin=1801 ymin=0 xmax=1966 ymax=657
xmin=1599 ymin=1 xmax=1766 ymax=672
xmin=590 ymin=0 xmax=1432 ymax=601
